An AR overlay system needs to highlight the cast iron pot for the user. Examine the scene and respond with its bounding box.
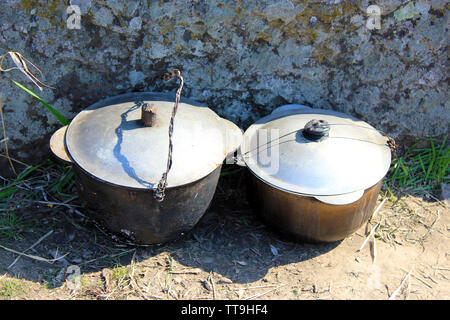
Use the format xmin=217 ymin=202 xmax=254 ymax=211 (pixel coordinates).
xmin=50 ymin=92 xmax=242 ymax=245
xmin=238 ymin=104 xmax=393 ymax=243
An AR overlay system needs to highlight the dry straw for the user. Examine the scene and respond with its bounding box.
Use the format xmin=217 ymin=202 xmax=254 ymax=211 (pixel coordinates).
xmin=0 ymin=51 xmax=54 ymax=91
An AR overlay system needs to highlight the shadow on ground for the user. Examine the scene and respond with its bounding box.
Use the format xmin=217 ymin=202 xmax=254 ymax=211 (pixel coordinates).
xmin=0 ymin=167 xmax=341 ymax=287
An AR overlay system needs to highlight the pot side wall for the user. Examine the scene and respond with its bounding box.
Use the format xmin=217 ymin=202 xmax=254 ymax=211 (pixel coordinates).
xmin=249 ymin=174 xmax=383 ymax=243
xmin=72 ymin=164 xmax=222 ymax=245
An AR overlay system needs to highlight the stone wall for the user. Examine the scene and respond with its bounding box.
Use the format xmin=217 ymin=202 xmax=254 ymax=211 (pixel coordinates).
xmin=0 ymin=0 xmax=448 ymax=162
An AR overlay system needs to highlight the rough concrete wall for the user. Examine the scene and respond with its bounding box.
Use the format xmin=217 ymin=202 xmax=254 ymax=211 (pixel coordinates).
xmin=0 ymin=0 xmax=448 ymax=162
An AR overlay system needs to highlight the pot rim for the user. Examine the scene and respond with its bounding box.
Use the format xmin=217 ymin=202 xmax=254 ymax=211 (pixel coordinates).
xmin=241 ymin=104 xmax=392 ymax=197
xmin=54 ymin=92 xmax=241 ymax=190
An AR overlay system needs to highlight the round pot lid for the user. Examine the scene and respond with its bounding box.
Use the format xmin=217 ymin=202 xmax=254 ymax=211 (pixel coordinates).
xmin=241 ymin=104 xmax=391 ymax=196
xmin=65 ymin=92 xmax=241 ymax=189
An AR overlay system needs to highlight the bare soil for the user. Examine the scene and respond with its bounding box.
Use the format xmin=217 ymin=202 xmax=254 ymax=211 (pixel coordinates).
xmin=0 ymin=168 xmax=448 ymax=300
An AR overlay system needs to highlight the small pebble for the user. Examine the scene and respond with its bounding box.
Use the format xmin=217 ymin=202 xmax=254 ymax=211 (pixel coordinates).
xmin=202 ymin=280 xmax=212 ymax=291
xmin=218 ymin=277 xmax=233 ymax=284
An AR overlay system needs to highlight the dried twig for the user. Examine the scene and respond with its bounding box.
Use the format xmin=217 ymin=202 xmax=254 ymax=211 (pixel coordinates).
xmin=409 ymin=273 xmax=433 ymax=289
xmin=0 ymin=153 xmax=31 ymax=168
xmin=359 ymin=198 xmax=388 ymax=252
xmin=101 ymin=268 xmax=113 ymax=293
xmin=371 ymin=198 xmax=388 ymax=221
xmin=0 ymin=93 xmax=16 ymax=175
xmin=244 ymin=284 xmax=280 ymax=290
xmin=129 ymin=251 xmax=155 ymax=299
xmin=420 ymin=210 xmax=441 ymax=241
xmin=0 ymin=243 xmax=68 ymax=264
xmin=102 ymin=272 xmax=126 ymax=300
xmin=208 ymin=273 xmax=216 ymax=300
xmin=389 ymin=269 xmax=413 ymax=300
xmin=431 ymin=266 xmax=450 ymax=271
xmin=358 ymin=222 xmax=381 ymax=252
xmin=170 ymin=269 xmax=200 ymax=275
xmin=128 ymin=253 xmax=154 ymax=300
xmin=369 ymin=237 xmax=377 ymax=264
xmin=7 ymin=230 xmax=54 ymax=269
xmin=405 ymin=272 xmax=411 ymax=300
xmin=35 ymin=200 xmax=80 ymax=208
xmin=244 ymin=287 xmax=278 ymax=300
xmin=364 ymin=198 xmax=388 ymax=233
xmin=0 ymin=51 xmax=54 ymax=91
xmin=78 ymin=248 xmax=135 ymax=266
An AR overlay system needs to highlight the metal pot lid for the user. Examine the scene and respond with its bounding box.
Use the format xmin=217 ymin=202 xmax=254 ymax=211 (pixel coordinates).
xmin=241 ymin=104 xmax=391 ymax=196
xmin=65 ymin=92 xmax=241 ymax=189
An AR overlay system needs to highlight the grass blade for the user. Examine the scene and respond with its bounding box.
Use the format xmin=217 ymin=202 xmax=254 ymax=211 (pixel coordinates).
xmin=12 ymin=80 xmax=69 ymax=126
xmin=0 ymin=164 xmax=43 ymax=193
xmin=425 ymin=140 xmax=436 ymax=181
xmin=0 ymin=187 xmax=17 ymax=199
xmin=15 ymin=163 xmax=42 ymax=182
xmin=386 ymin=136 xmax=449 ymax=195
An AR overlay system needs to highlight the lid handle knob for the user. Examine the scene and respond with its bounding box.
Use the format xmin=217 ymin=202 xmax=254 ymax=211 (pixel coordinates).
xmin=141 ymin=103 xmax=157 ymax=127
xmin=302 ymin=119 xmax=330 ymax=141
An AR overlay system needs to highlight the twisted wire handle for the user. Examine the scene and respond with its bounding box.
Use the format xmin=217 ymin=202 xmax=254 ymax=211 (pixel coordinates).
xmin=153 ymin=69 xmax=184 ymax=202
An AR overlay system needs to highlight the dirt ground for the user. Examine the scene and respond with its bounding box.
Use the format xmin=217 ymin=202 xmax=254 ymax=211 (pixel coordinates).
xmin=0 ymin=167 xmax=448 ymax=301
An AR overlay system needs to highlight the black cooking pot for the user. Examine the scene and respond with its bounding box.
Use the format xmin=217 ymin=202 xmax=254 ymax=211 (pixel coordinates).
xmin=50 ymin=91 xmax=242 ymax=245
xmin=237 ymin=104 xmax=393 ymax=242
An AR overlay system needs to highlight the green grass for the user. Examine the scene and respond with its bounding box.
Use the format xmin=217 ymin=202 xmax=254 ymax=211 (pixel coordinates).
xmin=385 ymin=135 xmax=449 ymax=196
xmin=47 ymin=163 xmax=76 ymax=197
xmin=0 ymin=212 xmax=31 ymax=240
xmin=0 ymin=278 xmax=25 ymax=299
xmin=1 ymin=51 xmax=69 ymax=126
xmin=0 ymin=160 xmax=75 ymax=202
xmin=12 ymin=80 xmax=69 ymax=126
xmin=111 ymin=265 xmax=130 ymax=280
xmin=0 ymin=163 xmax=42 ymax=203
xmin=0 ymin=164 xmax=45 ymax=239
xmin=0 ymin=159 xmax=77 ymax=240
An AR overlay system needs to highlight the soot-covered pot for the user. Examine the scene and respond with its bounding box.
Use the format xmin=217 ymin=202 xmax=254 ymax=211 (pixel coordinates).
xmin=50 ymin=91 xmax=241 ymax=245
xmin=238 ymin=104 xmax=393 ymax=243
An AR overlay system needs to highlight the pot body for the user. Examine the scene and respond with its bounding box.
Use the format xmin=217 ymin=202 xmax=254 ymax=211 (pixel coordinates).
xmin=72 ymin=164 xmax=222 ymax=245
xmin=248 ymin=173 xmax=383 ymax=243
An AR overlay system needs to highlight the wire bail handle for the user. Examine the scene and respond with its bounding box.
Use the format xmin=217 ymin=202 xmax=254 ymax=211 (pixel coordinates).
xmin=153 ymin=69 xmax=184 ymax=202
